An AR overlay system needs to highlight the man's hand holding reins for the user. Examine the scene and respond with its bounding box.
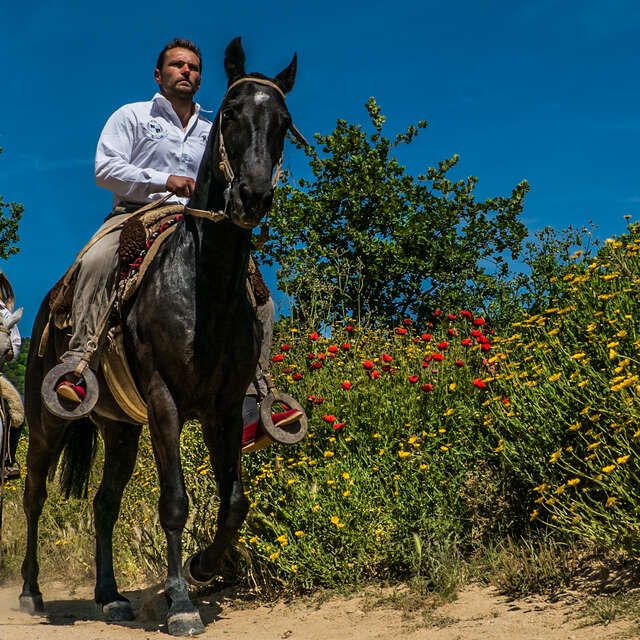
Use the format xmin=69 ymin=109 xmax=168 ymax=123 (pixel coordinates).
xmin=166 ymin=175 xmax=196 ymax=198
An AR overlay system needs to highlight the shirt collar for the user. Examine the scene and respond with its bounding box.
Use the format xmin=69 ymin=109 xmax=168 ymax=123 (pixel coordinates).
xmin=151 ymin=92 xmax=203 ymax=124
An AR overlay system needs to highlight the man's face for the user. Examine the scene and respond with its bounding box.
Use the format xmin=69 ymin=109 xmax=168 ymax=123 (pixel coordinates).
xmin=155 ymin=47 xmax=201 ymax=100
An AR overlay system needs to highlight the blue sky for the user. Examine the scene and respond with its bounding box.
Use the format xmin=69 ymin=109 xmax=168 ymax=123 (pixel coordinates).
xmin=1 ymin=0 xmax=639 ymax=333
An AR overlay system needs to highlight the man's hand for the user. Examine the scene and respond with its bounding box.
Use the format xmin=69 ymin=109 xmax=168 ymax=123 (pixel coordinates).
xmin=166 ymin=175 xmax=196 ymax=197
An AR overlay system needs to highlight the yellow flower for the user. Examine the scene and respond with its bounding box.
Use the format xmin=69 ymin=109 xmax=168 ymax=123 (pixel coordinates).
xmin=291 ymin=564 xmax=298 ymax=573
xmin=572 ymin=352 xmax=586 ymax=360
xmin=295 ymin=531 xmax=304 ymax=537
xmin=443 ymin=408 xmax=454 ymax=417
xmin=324 ymin=451 xmax=334 ymax=458
xmin=605 ymin=497 xmax=618 ymax=507
xmin=449 ymin=382 xmax=457 ymax=391
xmin=548 ymin=373 xmax=562 ymax=382
xmin=249 ymin=536 xmax=257 ymax=543
xmin=311 ymin=505 xmax=320 ymax=512
xmin=343 ymin=490 xmax=351 ymax=497
xmin=617 ymin=455 xmax=631 ymax=464
xmin=269 ymin=551 xmax=280 ymax=560
xmin=342 ymin=472 xmax=350 ymax=479
xmin=398 ymin=451 xmax=410 ymax=458
xmin=530 ymin=509 xmax=539 ymax=521
xmin=331 ymin=515 xmax=340 ymax=525
xmin=276 ymin=534 xmax=288 ymax=546
xmin=602 ymin=465 xmax=616 ymax=473
xmin=568 ymin=478 xmax=580 ymax=487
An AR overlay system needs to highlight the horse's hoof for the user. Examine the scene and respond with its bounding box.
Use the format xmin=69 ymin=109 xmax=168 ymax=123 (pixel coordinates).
xmin=103 ymin=599 xmax=135 ymax=621
xmin=183 ymin=553 xmax=214 ymax=588
xmin=167 ymin=610 xmax=205 ymax=636
xmin=19 ymin=593 xmax=44 ymax=615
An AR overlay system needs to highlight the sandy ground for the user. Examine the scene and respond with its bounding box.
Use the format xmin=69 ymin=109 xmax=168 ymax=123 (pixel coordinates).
xmin=0 ymin=579 xmax=638 ymax=640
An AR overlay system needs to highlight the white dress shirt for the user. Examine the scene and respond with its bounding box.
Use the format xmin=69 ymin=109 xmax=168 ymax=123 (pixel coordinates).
xmin=0 ymin=301 xmax=20 ymax=359
xmin=95 ymin=93 xmax=213 ymax=207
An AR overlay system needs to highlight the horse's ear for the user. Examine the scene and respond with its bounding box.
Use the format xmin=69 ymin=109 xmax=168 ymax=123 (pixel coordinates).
xmin=274 ymin=53 xmax=297 ymax=94
xmin=7 ymin=307 xmax=22 ymax=329
xmin=224 ymin=37 xmax=246 ymax=84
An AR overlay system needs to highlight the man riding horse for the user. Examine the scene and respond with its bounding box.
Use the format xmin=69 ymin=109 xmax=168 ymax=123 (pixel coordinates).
xmin=53 ymin=38 xmax=300 ymax=441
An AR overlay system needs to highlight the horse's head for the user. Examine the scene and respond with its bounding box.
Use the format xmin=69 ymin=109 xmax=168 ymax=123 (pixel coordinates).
xmin=0 ymin=306 xmax=22 ymax=366
xmin=214 ymin=37 xmax=298 ymax=229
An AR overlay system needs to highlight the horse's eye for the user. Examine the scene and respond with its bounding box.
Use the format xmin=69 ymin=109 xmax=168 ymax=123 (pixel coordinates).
xmin=222 ymin=109 xmax=234 ymax=122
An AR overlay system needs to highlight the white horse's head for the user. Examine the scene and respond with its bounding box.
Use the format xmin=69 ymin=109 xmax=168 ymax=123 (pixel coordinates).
xmin=0 ymin=307 xmax=22 ymax=365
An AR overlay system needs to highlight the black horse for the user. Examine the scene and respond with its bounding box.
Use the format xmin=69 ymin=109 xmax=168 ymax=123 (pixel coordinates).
xmin=21 ymin=37 xmax=297 ymax=636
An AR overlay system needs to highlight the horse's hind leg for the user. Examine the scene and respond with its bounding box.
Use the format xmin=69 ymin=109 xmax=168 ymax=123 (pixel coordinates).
xmin=93 ymin=418 xmax=142 ymax=621
xmin=20 ymin=410 xmax=67 ymax=614
xmin=185 ymin=410 xmax=248 ymax=585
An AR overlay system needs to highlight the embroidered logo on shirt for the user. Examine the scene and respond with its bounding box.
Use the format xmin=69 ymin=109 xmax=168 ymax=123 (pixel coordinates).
xmin=142 ymin=119 xmax=168 ymax=140
xmin=199 ymin=131 xmax=209 ymax=145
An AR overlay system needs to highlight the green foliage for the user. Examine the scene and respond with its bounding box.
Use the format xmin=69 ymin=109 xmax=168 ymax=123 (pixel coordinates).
xmin=0 ymin=147 xmax=23 ymax=260
xmin=4 ymin=336 xmax=29 ymax=396
xmin=484 ymin=223 xmax=640 ymax=551
xmin=261 ymin=98 xmax=529 ymax=327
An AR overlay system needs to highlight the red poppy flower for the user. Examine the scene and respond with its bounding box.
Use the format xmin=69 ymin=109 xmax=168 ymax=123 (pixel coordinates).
xmin=473 ymin=318 xmax=486 ymax=326
xmin=370 ymin=369 xmax=381 ymax=379
xmin=460 ymin=310 xmax=472 ymax=320
xmin=283 ymin=368 xmax=292 ymax=373
xmin=327 ymin=345 xmax=338 ymax=353
xmin=272 ymin=354 xmax=284 ymax=363
xmin=341 ymin=343 xmax=351 ymax=350
xmin=437 ymin=341 xmax=448 ymax=350
xmin=381 ymin=353 xmax=393 ymax=363
xmin=502 ymin=397 xmax=510 ymax=406
xmin=314 ymin=396 xmax=324 ymax=405
xmin=421 ymin=383 xmax=434 ymax=392
xmin=447 ymin=328 xmax=457 ymax=336
xmin=318 ymin=353 xmax=326 ymax=360
xmin=292 ymin=373 xmax=303 ymax=381
xmin=454 ymin=360 xmax=464 ymax=367
xmin=421 ymin=333 xmax=432 ymax=341
xmin=470 ymin=329 xmax=482 ymax=337
xmin=447 ymin=313 xmax=457 ymax=320
xmin=322 ymin=414 xmax=336 ymax=424
xmin=481 ymin=343 xmax=491 ymax=352
xmin=381 ymin=364 xmax=391 ymax=372
xmin=363 ymin=360 xmax=374 ymax=370
xmin=413 ymin=337 xmax=420 ymax=344
xmin=396 ymin=327 xmax=408 ymax=335
xmin=341 ymin=381 xmax=352 ymax=390
xmin=327 ymin=352 xmax=337 ymax=358
xmin=346 ymin=325 xmax=354 ymax=333
xmin=422 ymin=361 xmax=429 ymax=368
xmin=472 ymin=378 xmax=487 ymax=389
xmin=280 ymin=344 xmax=290 ymax=351
xmin=307 ymin=353 xmax=316 ymax=359
xmin=403 ymin=318 xmax=412 ymax=325
xmin=306 ymin=395 xmax=316 ymax=402
xmin=477 ymin=334 xmax=489 ymax=344
xmin=408 ymin=375 xmax=419 ymax=383
xmin=432 ymin=309 xmax=442 ymax=317
xmin=424 ymin=355 xmax=432 ymax=362
xmin=461 ymin=338 xmax=473 ymax=346
xmin=309 ymin=332 xmax=320 ymax=340
xmin=432 ymin=353 xmax=444 ymax=362
xmin=333 ymin=422 xmax=345 ymax=430
xmin=311 ymin=361 xmax=323 ymax=369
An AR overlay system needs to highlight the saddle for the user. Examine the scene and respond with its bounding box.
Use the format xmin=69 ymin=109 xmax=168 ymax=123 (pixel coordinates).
xmin=42 ymin=203 xmax=271 ymax=424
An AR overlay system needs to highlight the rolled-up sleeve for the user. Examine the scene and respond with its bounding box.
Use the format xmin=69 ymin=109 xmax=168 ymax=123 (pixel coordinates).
xmin=95 ymin=108 xmax=171 ymax=201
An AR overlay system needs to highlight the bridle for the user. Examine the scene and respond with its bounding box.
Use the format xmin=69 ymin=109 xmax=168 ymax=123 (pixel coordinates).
xmin=184 ymin=76 xmax=307 ymax=224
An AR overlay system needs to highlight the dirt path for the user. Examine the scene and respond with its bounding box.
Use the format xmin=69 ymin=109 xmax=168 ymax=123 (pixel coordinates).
xmin=0 ymin=580 xmax=637 ymax=640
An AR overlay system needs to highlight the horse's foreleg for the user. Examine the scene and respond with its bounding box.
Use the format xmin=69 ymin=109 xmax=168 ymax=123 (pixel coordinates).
xmin=20 ymin=412 xmax=66 ymax=614
xmin=93 ymin=419 xmax=142 ymax=621
xmin=147 ymin=373 xmax=204 ymax=637
xmin=185 ymin=410 xmax=248 ymax=585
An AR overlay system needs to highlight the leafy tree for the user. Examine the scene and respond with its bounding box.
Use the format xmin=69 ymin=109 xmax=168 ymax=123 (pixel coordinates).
xmin=0 ymin=147 xmax=22 ymax=259
xmin=260 ymin=98 xmax=529 ymax=326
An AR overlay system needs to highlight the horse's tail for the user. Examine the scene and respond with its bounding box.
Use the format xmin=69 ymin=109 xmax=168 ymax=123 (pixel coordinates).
xmin=49 ymin=418 xmax=98 ymax=499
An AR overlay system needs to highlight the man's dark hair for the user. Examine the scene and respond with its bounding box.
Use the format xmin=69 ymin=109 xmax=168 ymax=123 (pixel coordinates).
xmin=156 ymin=38 xmax=203 ymax=72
